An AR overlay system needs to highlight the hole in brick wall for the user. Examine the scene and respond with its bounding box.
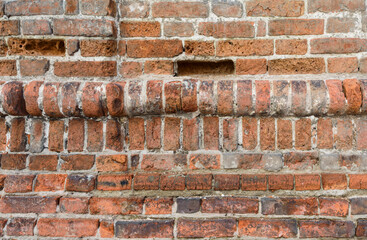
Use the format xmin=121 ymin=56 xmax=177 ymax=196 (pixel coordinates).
xmin=176 ymin=60 xmax=234 ymax=76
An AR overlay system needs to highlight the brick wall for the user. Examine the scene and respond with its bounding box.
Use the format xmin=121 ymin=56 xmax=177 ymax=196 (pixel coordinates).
xmin=0 ymin=0 xmax=367 ymax=238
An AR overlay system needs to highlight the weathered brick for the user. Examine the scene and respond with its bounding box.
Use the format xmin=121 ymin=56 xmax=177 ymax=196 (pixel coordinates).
xmin=97 ymin=174 xmax=132 ymax=191
xmin=144 ymin=198 xmax=173 ymax=215
xmin=8 ymin=38 xmax=65 ymax=56
xmin=54 ymin=61 xmax=117 ymax=77
xmin=127 ymin=40 xmax=182 ymax=58
xmin=308 ymin=0 xmax=365 ymax=13
xmin=239 ymin=218 xmax=297 ymax=238
xmin=276 ymin=39 xmax=308 ymax=55
xmin=152 ymin=2 xmax=208 ymax=18
xmin=121 ymin=21 xmax=160 ymax=37
xmin=212 ymin=0 xmax=243 ymax=17
xmin=299 ymin=220 xmax=355 ymax=238
xmin=53 ymin=19 xmax=115 ymax=37
xmin=22 ymin=20 xmax=51 ymax=35
xmin=116 ymin=220 xmax=173 ymax=238
xmin=178 ymin=219 xmax=236 ymax=238
xmin=199 ymin=21 xmax=254 ymax=38
xmin=38 ymin=218 xmax=98 ymax=237
xmin=217 ymin=39 xmax=273 ymax=56
xmin=269 ymin=58 xmax=325 ymax=75
xmin=311 ymin=38 xmax=367 ymax=54
xmin=80 ymin=40 xmax=117 ymax=57
xmin=34 ymin=174 xmax=66 ymax=192
xmin=202 ymin=197 xmax=258 ymax=213
xmin=81 ymin=0 xmax=116 ymax=16
xmin=5 ymin=0 xmax=63 ymax=15
xmin=246 ymin=0 xmax=304 ymax=17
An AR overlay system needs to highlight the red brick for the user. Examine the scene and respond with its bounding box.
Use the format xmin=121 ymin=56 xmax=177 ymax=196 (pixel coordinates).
xmin=190 ymin=154 xmax=220 ymax=170
xmin=327 ymin=17 xmax=356 ymax=33
xmin=284 ymin=152 xmax=318 ymax=170
xmin=53 ymin=19 xmax=115 ymax=37
xmin=6 ymin=218 xmax=35 ymax=236
xmin=183 ymin=118 xmax=199 ymax=151
xmin=80 ymin=0 xmax=116 ymax=16
xmin=89 ymin=197 xmax=143 ymax=215
xmin=160 ymin=174 xmax=185 ymax=191
xmin=239 ymin=218 xmax=297 ymax=238
xmin=0 ymin=40 xmax=6 ymax=56
xmin=0 ymin=119 xmax=6 ymax=151
xmin=185 ymin=40 xmax=215 ymax=56
xmin=43 ymin=83 xmax=63 ymax=117
xmin=295 ymin=118 xmax=311 ymax=150
xmin=299 ymin=220 xmax=355 ymax=238
xmin=202 ymin=197 xmax=258 ymax=213
xmin=144 ymin=198 xmax=173 ymax=215
xmin=54 ymin=61 xmax=116 ymax=77
xmin=38 ymin=218 xmax=98 ymax=237
xmin=277 ymin=119 xmax=292 ymax=149
xmin=242 ymin=174 xmax=267 ymax=191
xmin=60 ymin=197 xmax=89 ymax=214
xmin=141 ymin=154 xmax=186 ymax=171
xmin=97 ymin=174 xmax=132 ymax=191
xmin=317 ymin=118 xmax=333 ymax=149
xmin=80 ymin=39 xmax=117 ymax=57
xmin=204 ymin=117 xmax=219 ymax=150
xmin=0 ymin=20 xmax=19 ymax=35
xmin=320 ymin=198 xmax=349 ymax=217
xmin=335 ymin=119 xmax=353 ymax=150
xmin=106 ymin=82 xmax=125 ymax=116
xmin=295 ymin=174 xmax=321 ymax=190
xmin=82 ymin=83 xmax=107 ymax=117
xmin=48 ymin=120 xmax=64 ymax=152
xmin=223 ymin=118 xmax=238 ymax=151
xmin=0 ymin=60 xmax=16 ymax=76
xmin=100 ymin=221 xmax=114 ymax=238
xmin=61 ymin=154 xmax=94 ymax=170
xmin=328 ymin=57 xmax=358 ymax=73
xmin=217 ymin=39 xmax=273 ymax=56
xmin=5 ymin=0 xmax=63 ymax=15
xmin=20 ymin=59 xmax=49 ymax=76
xmin=0 ymin=196 xmax=57 ymax=213
xmin=178 ymin=219 xmax=236 ymax=238
xmin=145 ymin=117 xmax=161 ymax=150
xmin=269 ymin=19 xmax=324 ymax=36
xmin=322 ymin=173 xmax=347 ymax=190
xmin=96 ymin=155 xmax=127 ymax=172
xmin=9 ymin=118 xmax=27 ymax=152
xmin=145 ymin=80 xmax=163 ymax=114
xmin=4 ymin=175 xmax=34 ymax=193
xmin=29 ymin=155 xmax=57 ymax=171
xmin=61 ymin=82 xmax=80 ymax=117
xmin=24 ymin=81 xmax=42 ymax=116
xmin=67 ymin=119 xmax=84 ymax=152
xmin=268 ymin=174 xmax=293 ymax=190
xmin=269 ymin=58 xmax=325 ymax=75
xmin=343 ymin=78 xmax=362 ymax=114
xmin=8 ymin=38 xmax=65 ymax=56
xmin=357 ymin=119 xmax=367 ymax=150
xmin=145 ymin=60 xmax=173 ymax=75
xmin=105 ymin=119 xmax=123 ymax=151
xmin=242 ymin=117 xmax=257 ymax=150
xmin=291 ymin=80 xmax=307 ymax=115
xmin=2 ymin=82 xmax=27 ymax=115
xmin=309 ymin=0 xmax=365 ymax=13
xmin=87 ymin=120 xmax=103 ymax=152
xmin=65 ymin=0 xmax=79 ymax=14
xmin=34 ymin=174 xmax=66 ymax=192
xmin=127 ymin=40 xmax=182 ymax=58
xmin=236 ymin=59 xmax=267 ymax=75
xmin=326 ymin=80 xmax=347 ymax=114
xmin=164 ymin=22 xmax=194 ymax=37
xmin=276 ymin=39 xmax=308 ymax=55
xmin=164 ymin=81 xmax=182 ymax=113
xmin=214 ymin=174 xmax=240 ymax=190
xmin=120 ymin=61 xmax=142 ymax=78
xmin=217 ymin=80 xmax=234 ymax=115
xmin=349 ymin=174 xmax=367 ymax=189
xmin=256 ymin=80 xmax=270 ymax=114
xmin=357 ymin=220 xmax=367 ymax=237
xmin=121 ymin=21 xmax=160 ymax=37
xmin=66 ymin=174 xmax=95 ymax=192
xmin=22 ymin=20 xmax=51 ymax=35
xmin=199 ymin=21 xmax=254 ymax=38
xmin=134 ymin=173 xmax=160 ymax=190
xmin=237 ymin=80 xmax=253 ymax=114
xmin=120 ymin=1 xmax=149 ymax=18
xmin=186 ymin=174 xmax=212 ymax=190
xmin=212 ymin=1 xmax=243 ymax=17
xmin=115 ymin=220 xmax=173 ymax=238
xmin=260 ymin=118 xmax=275 ymax=150
xmin=199 ymin=80 xmax=215 ymax=114
xmin=1 ymin=154 xmax=27 ymax=170
xmin=311 ymin=38 xmax=367 ymax=54
xmin=246 ymin=0 xmax=304 ymax=17
xmin=181 ymin=79 xmax=197 ymax=112
xmin=128 ymin=118 xmax=144 ymax=150
xmin=152 ymin=2 xmax=208 ymax=18
xmin=262 ymin=197 xmax=318 ymax=215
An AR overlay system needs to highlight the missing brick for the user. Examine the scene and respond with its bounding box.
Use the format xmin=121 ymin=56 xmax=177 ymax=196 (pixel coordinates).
xmin=175 ymin=60 xmax=234 ymax=76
